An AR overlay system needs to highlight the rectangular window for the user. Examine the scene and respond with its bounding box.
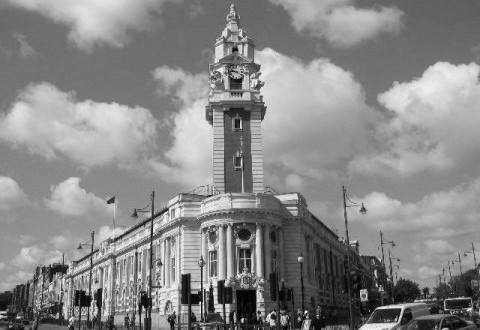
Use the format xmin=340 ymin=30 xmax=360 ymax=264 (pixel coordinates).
xmin=271 ymin=250 xmax=277 ymax=273
xmin=209 ymin=251 xmax=218 ymax=277
xmin=171 ymin=256 xmax=176 ymax=282
xmin=238 ymin=248 xmax=252 ymax=272
xmin=230 ymin=78 xmax=242 ymax=90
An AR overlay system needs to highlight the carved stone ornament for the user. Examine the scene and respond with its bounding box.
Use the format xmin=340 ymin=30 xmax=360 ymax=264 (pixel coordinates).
xmin=234 ymin=224 xmax=255 ymax=241
xmin=209 ymin=70 xmax=223 ymax=89
xmin=234 ymin=268 xmax=258 ymax=289
xmin=207 ymin=227 xmax=218 ymax=245
xmin=250 ymin=71 xmax=264 ymax=90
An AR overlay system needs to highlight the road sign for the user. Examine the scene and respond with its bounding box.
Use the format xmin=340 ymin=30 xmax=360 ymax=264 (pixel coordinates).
xmin=360 ymin=289 xmax=368 ymax=302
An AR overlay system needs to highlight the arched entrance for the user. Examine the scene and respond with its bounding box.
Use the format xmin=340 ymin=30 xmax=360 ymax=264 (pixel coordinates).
xmin=236 ymin=289 xmax=256 ymax=321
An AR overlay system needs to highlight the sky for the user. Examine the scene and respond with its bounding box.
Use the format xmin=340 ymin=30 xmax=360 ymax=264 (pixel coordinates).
xmin=0 ymin=0 xmax=480 ymax=292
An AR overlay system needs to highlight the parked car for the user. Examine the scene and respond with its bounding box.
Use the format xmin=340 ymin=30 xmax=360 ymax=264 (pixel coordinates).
xmin=7 ymin=320 xmax=25 ymax=330
xmin=406 ymin=314 xmax=476 ymax=330
xmin=0 ymin=311 xmax=9 ymax=321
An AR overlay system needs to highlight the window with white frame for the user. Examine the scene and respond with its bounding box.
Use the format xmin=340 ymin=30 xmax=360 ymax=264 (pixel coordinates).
xmin=238 ymin=248 xmax=252 ymax=272
xmin=232 ymin=114 xmax=242 ymax=131
xmin=209 ymin=250 xmax=218 ymax=277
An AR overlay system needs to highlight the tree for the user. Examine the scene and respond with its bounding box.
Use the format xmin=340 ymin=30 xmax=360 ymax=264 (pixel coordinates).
xmin=393 ymin=278 xmax=420 ymax=303
xmin=449 ymin=269 xmax=477 ymax=297
xmin=0 ymin=291 xmax=13 ymax=310
xmin=433 ymin=282 xmax=451 ymax=299
xmin=422 ymin=287 xmax=430 ymax=298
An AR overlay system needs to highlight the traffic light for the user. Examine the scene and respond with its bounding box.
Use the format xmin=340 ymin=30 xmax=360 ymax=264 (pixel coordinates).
xmin=95 ymin=288 xmax=103 ymax=308
xmin=197 ymin=290 xmax=202 ymax=302
xmin=190 ymin=293 xmax=200 ymax=305
xmin=286 ymin=289 xmax=292 ymax=301
xmin=140 ymin=291 xmax=149 ymax=308
xmin=269 ymin=273 xmax=277 ymax=301
xmin=217 ymin=279 xmax=225 ymax=304
xmin=224 ymin=287 xmax=233 ymax=304
xmin=352 ymin=274 xmax=363 ymax=290
xmin=181 ymin=274 xmax=191 ymax=304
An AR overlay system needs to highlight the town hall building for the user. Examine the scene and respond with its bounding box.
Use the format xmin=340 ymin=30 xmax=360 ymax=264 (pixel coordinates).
xmin=63 ymin=5 xmax=378 ymax=328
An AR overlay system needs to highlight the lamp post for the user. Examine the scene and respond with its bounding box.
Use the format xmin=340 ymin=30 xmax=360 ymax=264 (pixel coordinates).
xmin=131 ymin=191 xmax=155 ymax=330
xmin=387 ymin=250 xmax=400 ymax=303
xmin=297 ymin=253 xmax=305 ymax=314
xmin=198 ymin=256 xmax=206 ymax=322
xmin=77 ymin=231 xmax=95 ymax=328
xmin=464 ymin=243 xmax=479 ymax=293
xmin=342 ymin=186 xmax=367 ymax=330
xmin=451 ymin=252 xmax=463 ymax=275
xmin=379 ymin=231 xmax=395 ymax=304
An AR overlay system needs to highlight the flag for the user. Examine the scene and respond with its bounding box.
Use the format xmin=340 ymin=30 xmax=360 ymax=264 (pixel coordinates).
xmin=106 ymin=196 xmax=116 ymax=204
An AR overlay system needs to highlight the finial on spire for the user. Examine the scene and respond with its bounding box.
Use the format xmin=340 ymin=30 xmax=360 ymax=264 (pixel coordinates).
xmin=226 ymin=4 xmax=240 ymax=22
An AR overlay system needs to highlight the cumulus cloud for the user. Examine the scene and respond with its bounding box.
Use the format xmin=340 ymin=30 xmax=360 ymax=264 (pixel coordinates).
xmin=268 ymin=0 xmax=404 ymax=48
xmin=0 ymin=270 xmax=32 ymax=291
xmin=0 ymin=82 xmax=158 ymax=169
xmin=5 ymin=0 xmax=182 ymax=51
xmin=358 ymin=179 xmax=480 ymax=237
xmin=98 ymin=225 xmax=125 ymax=243
xmin=148 ymin=66 xmax=212 ymax=187
xmin=44 ymin=177 xmax=110 ymax=217
xmin=257 ymin=48 xmax=376 ymax=187
xmin=352 ymin=62 xmax=480 ymax=176
xmin=0 ymin=176 xmax=28 ymax=211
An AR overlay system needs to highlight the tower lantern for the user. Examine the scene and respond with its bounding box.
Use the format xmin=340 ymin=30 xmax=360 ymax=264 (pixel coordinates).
xmin=206 ymin=4 xmax=266 ymax=194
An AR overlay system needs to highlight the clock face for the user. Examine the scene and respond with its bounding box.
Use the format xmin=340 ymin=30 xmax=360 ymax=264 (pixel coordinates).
xmin=229 ymin=65 xmax=243 ymax=79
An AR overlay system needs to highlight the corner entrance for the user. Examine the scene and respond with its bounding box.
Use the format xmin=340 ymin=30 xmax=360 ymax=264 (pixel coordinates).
xmin=236 ymin=289 xmax=256 ymax=321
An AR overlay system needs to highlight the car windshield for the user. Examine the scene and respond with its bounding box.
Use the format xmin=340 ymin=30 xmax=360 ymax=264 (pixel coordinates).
xmin=407 ymin=319 xmax=441 ymax=330
xmin=445 ymin=299 xmax=471 ymax=309
xmin=367 ymin=309 xmax=402 ymax=324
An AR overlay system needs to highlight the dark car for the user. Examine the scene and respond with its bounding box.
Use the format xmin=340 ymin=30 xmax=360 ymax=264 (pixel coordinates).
xmin=7 ymin=320 xmax=25 ymax=330
xmin=406 ymin=314 xmax=476 ymax=330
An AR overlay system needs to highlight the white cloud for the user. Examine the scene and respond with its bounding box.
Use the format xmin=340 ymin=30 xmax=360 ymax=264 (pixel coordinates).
xmin=257 ymin=48 xmax=375 ymax=188
xmin=148 ymin=66 xmax=212 ymax=188
xmin=0 ymin=263 xmax=6 ymax=270
xmin=0 ymin=82 xmax=159 ymax=168
xmin=358 ymin=179 xmax=480 ymax=237
xmin=44 ymin=177 xmax=110 ymax=217
xmin=352 ymin=62 xmax=480 ymax=176
xmin=98 ymin=225 xmax=125 ymax=243
xmin=5 ymin=0 xmax=183 ymax=51
xmin=0 ymin=176 xmax=28 ymax=211
xmin=268 ymin=0 xmax=404 ymax=48
xmin=12 ymin=33 xmax=37 ymax=58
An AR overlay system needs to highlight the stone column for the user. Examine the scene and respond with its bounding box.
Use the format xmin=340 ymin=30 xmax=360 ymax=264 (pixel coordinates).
xmin=165 ymin=238 xmax=171 ymax=288
xmin=255 ymin=223 xmax=264 ymax=278
xmin=218 ymin=225 xmax=226 ymax=280
xmin=226 ymin=224 xmax=234 ymax=280
xmin=264 ymin=223 xmax=272 ymax=277
xmin=278 ymin=226 xmax=284 ymax=278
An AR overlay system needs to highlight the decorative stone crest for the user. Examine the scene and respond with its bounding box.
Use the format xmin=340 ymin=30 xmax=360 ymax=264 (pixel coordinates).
xmin=209 ymin=70 xmax=223 ymax=90
xmin=234 ymin=268 xmax=258 ymax=289
xmin=250 ymin=71 xmax=264 ymax=90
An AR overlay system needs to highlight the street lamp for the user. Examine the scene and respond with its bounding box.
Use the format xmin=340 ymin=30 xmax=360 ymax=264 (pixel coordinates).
xmin=77 ymin=231 xmax=95 ymax=328
xmin=451 ymin=252 xmax=463 ymax=275
xmin=379 ymin=231 xmax=395 ymax=304
xmin=388 ymin=250 xmax=400 ymax=302
xmin=131 ymin=191 xmax=155 ymax=330
xmin=342 ymin=186 xmax=367 ymax=330
xmin=464 ymin=243 xmax=479 ymax=293
xmin=198 ymin=256 xmax=206 ymax=322
xmin=297 ymin=253 xmax=305 ymax=314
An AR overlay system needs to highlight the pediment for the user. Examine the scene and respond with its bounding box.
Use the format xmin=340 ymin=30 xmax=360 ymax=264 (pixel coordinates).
xmin=219 ymin=52 xmax=252 ymax=65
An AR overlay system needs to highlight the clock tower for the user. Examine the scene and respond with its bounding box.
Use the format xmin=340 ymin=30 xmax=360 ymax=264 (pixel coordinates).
xmin=205 ymin=4 xmax=266 ymax=194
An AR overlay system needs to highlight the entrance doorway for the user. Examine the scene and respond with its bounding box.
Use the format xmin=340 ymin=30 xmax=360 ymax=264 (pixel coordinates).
xmin=236 ymin=289 xmax=256 ymax=322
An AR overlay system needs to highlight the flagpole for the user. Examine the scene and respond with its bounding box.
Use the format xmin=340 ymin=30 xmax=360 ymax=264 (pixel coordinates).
xmin=113 ymin=199 xmax=116 ymax=241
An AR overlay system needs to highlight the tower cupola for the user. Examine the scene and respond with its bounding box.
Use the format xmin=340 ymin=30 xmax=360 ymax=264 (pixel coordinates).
xmin=205 ymin=5 xmax=266 ymax=194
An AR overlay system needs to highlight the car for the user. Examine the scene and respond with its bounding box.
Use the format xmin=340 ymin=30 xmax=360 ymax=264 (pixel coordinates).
xmin=7 ymin=320 xmax=25 ymax=330
xmin=406 ymin=314 xmax=476 ymax=330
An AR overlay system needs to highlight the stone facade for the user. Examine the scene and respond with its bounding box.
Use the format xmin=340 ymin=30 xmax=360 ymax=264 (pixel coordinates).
xmin=61 ymin=4 xmax=385 ymax=327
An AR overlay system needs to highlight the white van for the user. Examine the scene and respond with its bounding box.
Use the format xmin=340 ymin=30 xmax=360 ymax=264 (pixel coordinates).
xmin=359 ymin=303 xmax=431 ymax=330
